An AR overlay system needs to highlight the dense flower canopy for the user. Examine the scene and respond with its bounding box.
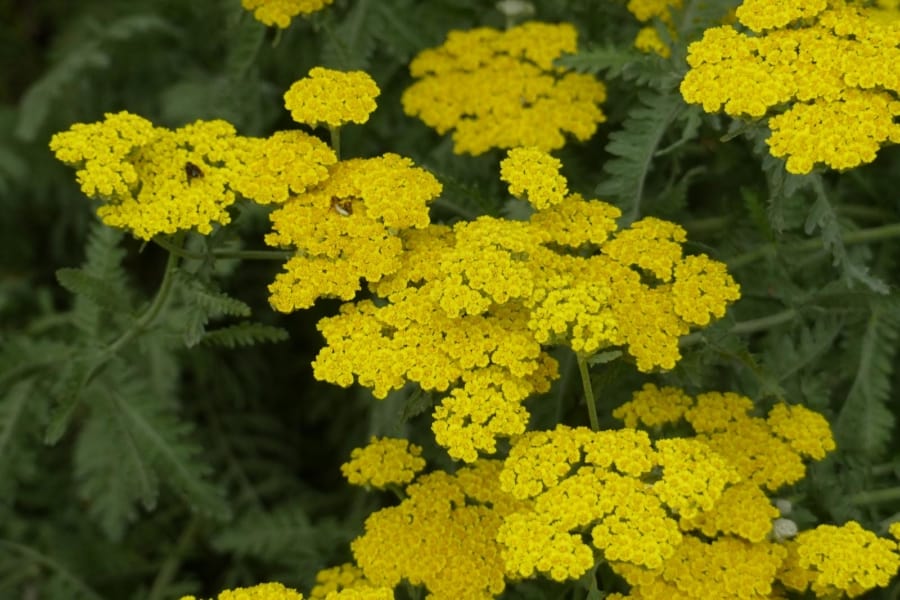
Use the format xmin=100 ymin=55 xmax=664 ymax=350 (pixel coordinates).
xmin=680 ymin=0 xmax=900 ymax=173
xmin=402 ymin=22 xmax=608 ymax=155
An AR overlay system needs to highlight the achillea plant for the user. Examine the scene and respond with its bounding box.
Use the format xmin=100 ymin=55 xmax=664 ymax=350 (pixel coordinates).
xmin=12 ymin=1 xmax=900 ymax=599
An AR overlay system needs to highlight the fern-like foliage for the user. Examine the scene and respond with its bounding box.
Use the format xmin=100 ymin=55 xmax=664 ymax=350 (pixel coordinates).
xmin=16 ymin=14 xmax=176 ymax=141
xmin=595 ymin=90 xmax=686 ymax=223
xmin=200 ymin=322 xmax=288 ymax=349
xmin=74 ymin=362 xmax=231 ymax=540
xmin=212 ymin=503 xmax=347 ymax=568
xmin=833 ymin=296 xmax=900 ymax=457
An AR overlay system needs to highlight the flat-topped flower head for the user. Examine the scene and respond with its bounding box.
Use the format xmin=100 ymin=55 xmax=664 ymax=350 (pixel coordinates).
xmin=285 ymin=68 xmax=380 ymax=128
xmin=680 ymin=0 xmax=900 ymax=173
xmin=780 ymin=521 xmax=900 ymax=597
xmin=180 ymin=582 xmax=304 ymax=600
xmin=265 ymin=154 xmax=441 ymax=312
xmin=402 ymin=22 xmax=607 ymax=155
xmin=230 ymin=130 xmax=336 ymax=204
xmin=500 ymin=147 xmax=569 ymax=210
xmin=341 ymin=437 xmax=426 ymax=489
xmin=51 ymin=113 xmax=241 ymax=240
xmin=242 ymin=0 xmax=334 ymax=28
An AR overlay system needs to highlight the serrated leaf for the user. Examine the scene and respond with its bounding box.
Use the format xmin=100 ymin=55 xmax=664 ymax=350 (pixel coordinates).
xmin=556 ymin=46 xmax=641 ymax=79
xmin=596 ymin=90 xmax=683 ymax=223
xmin=200 ymin=323 xmax=288 ymax=348
xmin=833 ymin=298 xmax=900 ymax=457
xmin=56 ymin=268 xmax=132 ymax=315
xmin=587 ymin=350 xmax=622 ymax=366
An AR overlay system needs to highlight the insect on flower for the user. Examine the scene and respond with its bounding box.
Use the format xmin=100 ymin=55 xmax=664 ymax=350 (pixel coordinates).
xmin=331 ymin=197 xmax=353 ymax=216
xmin=185 ymin=161 xmax=204 ymax=183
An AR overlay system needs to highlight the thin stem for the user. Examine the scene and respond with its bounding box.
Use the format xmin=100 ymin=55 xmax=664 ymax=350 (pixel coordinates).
xmin=329 ymin=124 xmax=341 ymax=159
xmin=680 ymin=308 xmax=799 ymax=347
xmin=146 ymin=518 xmax=200 ymax=600
xmin=212 ymin=249 xmax=293 ymax=261
xmin=153 ymin=237 xmax=292 ymax=262
xmin=849 ymin=487 xmax=900 ymax=506
xmin=577 ymin=354 xmax=600 ymax=431
xmin=727 ymin=223 xmax=900 ymax=270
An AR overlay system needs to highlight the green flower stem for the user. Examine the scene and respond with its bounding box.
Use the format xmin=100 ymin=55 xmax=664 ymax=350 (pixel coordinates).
xmin=577 ymin=354 xmax=600 ymax=431
xmin=212 ymin=248 xmax=293 ymax=260
xmin=329 ymin=124 xmax=341 ymax=159
xmin=146 ymin=517 xmax=199 ymax=600
xmin=153 ymin=237 xmax=292 ymax=262
xmin=680 ymin=308 xmax=798 ymax=347
xmin=81 ymin=235 xmax=183 ymax=391
xmin=727 ymin=222 xmax=900 ymax=270
xmin=849 ymin=487 xmax=900 ymax=506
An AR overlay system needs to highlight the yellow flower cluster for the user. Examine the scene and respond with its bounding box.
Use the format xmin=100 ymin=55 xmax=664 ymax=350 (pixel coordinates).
xmin=318 ymin=392 xmax=895 ymax=599
xmin=780 ymin=521 xmax=900 ymax=597
xmin=50 ymin=114 xmax=250 ymax=240
xmin=51 ymin=70 xmax=383 ymax=240
xmin=497 ymin=425 xmax=745 ymax=580
xmin=499 ymin=147 xmax=568 ymax=209
xmin=680 ymin=0 xmax=900 ymax=173
xmin=340 ymin=437 xmax=426 ymax=489
xmin=284 ymin=68 xmax=380 ymax=128
xmin=350 ymin=460 xmax=524 ymax=600
xmin=265 ymin=154 xmax=442 ymax=312
xmin=402 ymin=22 xmax=607 ymax=155
xmin=615 ymin=384 xmax=837 ymax=490
xmin=626 ymin=0 xmax=681 ymax=58
xmin=312 ymin=149 xmax=738 ymax=461
xmin=180 ymin=582 xmax=304 ymax=600
xmin=241 ymin=0 xmax=334 ymax=28
xmin=307 ymin=564 xmax=395 ymax=599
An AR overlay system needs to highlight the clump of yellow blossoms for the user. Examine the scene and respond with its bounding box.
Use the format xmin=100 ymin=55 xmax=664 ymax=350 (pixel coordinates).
xmin=680 ymin=0 xmax=900 ymax=174
xmin=265 ymin=153 xmax=442 ymax=312
xmin=627 ymin=0 xmax=681 ymax=58
xmin=350 ymin=460 xmax=525 ymax=599
xmin=50 ymin=109 xmax=336 ymax=240
xmin=780 ymin=521 xmax=900 ymax=598
xmin=402 ymin=22 xmax=607 ymax=155
xmin=340 ymin=437 xmax=426 ymax=489
xmin=284 ymin=68 xmax=380 ymax=128
xmin=312 ymin=148 xmax=739 ymax=462
xmin=51 ymin=113 xmax=236 ymax=240
xmin=241 ymin=0 xmax=334 ymax=28
xmin=180 ymin=582 xmax=304 ymax=600
xmin=615 ymin=384 xmax=837 ymax=490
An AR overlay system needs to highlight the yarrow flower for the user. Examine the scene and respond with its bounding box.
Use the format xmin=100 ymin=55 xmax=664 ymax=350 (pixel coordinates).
xmin=180 ymin=582 xmax=304 ymax=600
xmin=241 ymin=0 xmax=334 ymax=28
xmin=779 ymin=521 xmax=900 ymax=597
xmin=350 ymin=460 xmax=525 ymax=599
xmin=500 ymin=147 xmax=568 ymax=209
xmin=627 ymin=0 xmax=681 ymax=58
xmin=265 ymin=153 xmax=442 ymax=312
xmin=615 ymin=386 xmax=838 ymax=491
xmin=402 ymin=22 xmax=607 ymax=155
xmin=680 ymin=0 xmax=900 ymax=173
xmin=341 ymin=437 xmax=426 ymax=489
xmin=312 ymin=148 xmax=739 ymax=461
xmin=50 ymin=113 xmax=242 ymax=240
xmin=284 ymin=68 xmax=380 ymax=128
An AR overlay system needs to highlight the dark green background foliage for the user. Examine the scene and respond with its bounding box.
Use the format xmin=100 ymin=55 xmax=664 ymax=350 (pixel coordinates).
xmin=1 ymin=0 xmax=899 ymax=598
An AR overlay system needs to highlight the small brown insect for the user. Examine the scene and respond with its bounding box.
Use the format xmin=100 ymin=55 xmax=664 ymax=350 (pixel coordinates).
xmin=185 ymin=161 xmax=203 ymax=183
xmin=331 ymin=197 xmax=353 ymax=216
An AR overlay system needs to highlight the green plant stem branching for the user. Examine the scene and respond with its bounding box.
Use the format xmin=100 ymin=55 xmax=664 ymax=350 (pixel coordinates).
xmin=727 ymin=223 xmax=900 ymax=269
xmin=146 ymin=518 xmax=199 ymax=600
xmin=680 ymin=308 xmax=799 ymax=347
xmin=577 ymin=354 xmax=600 ymax=431
xmin=153 ymin=236 xmax=292 ymax=262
